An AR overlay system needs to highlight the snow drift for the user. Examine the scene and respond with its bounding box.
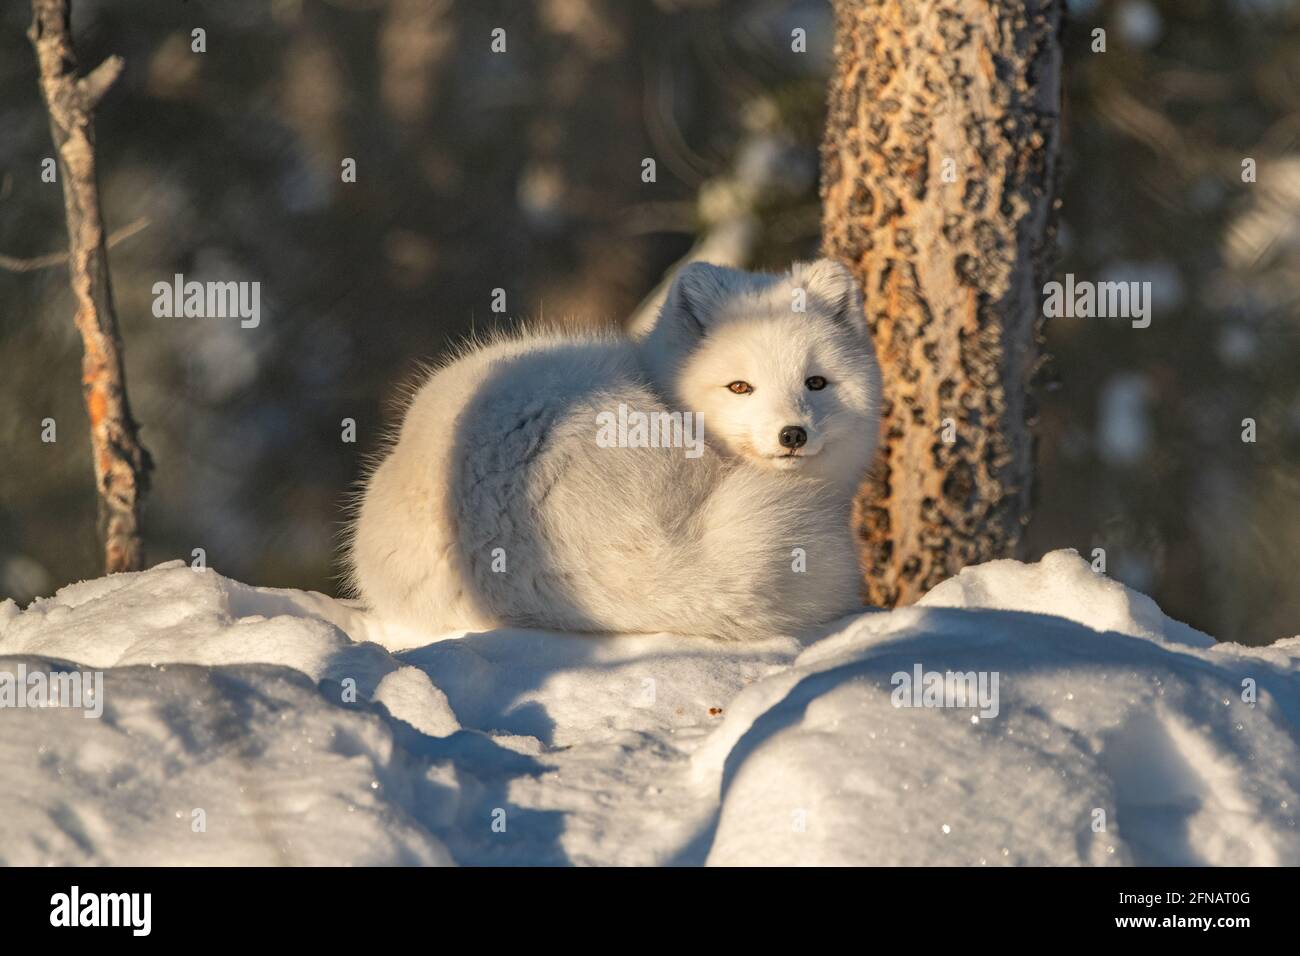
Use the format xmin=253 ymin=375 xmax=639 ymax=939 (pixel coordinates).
xmin=1 ymin=550 xmax=1297 ymax=866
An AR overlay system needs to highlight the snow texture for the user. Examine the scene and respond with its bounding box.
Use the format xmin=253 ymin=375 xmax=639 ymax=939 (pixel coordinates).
xmin=1 ymin=550 xmax=1297 ymax=866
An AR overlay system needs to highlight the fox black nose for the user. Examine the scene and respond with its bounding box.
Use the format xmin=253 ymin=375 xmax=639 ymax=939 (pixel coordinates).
xmin=779 ymin=425 xmax=807 ymax=449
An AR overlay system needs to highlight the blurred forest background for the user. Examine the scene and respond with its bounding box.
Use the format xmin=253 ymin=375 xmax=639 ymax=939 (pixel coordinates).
xmin=1 ymin=0 xmax=1297 ymax=644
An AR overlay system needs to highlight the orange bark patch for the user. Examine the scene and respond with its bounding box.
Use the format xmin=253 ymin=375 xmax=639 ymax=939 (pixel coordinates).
xmin=86 ymin=386 xmax=107 ymax=426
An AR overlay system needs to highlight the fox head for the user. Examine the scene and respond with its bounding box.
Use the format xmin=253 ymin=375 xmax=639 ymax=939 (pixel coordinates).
xmin=638 ymin=258 xmax=882 ymax=490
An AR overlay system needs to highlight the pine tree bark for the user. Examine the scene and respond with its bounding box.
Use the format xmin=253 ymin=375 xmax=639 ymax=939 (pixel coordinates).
xmin=821 ymin=0 xmax=1063 ymax=608
xmin=29 ymin=0 xmax=152 ymax=573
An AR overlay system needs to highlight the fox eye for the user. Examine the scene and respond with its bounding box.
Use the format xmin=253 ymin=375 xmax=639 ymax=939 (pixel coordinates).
xmin=727 ymin=381 xmax=754 ymax=395
xmin=805 ymin=376 xmax=828 ymax=391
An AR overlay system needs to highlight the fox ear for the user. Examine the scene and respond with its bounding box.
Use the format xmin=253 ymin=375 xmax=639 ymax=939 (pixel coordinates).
xmin=796 ymin=258 xmax=868 ymax=336
xmin=662 ymin=261 xmax=738 ymax=337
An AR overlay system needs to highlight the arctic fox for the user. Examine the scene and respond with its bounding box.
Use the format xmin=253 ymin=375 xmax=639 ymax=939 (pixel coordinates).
xmin=347 ymin=258 xmax=881 ymax=640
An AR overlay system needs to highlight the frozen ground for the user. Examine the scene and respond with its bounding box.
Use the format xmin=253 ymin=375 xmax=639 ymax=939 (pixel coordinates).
xmin=1 ymin=550 xmax=1297 ymax=866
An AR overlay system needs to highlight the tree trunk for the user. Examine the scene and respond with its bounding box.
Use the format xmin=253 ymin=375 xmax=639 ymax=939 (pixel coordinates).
xmin=29 ymin=0 xmax=152 ymax=573
xmin=821 ymin=0 xmax=1063 ymax=607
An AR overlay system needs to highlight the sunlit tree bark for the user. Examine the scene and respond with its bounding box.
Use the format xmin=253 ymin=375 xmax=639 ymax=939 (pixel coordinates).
xmin=821 ymin=0 xmax=1063 ymax=606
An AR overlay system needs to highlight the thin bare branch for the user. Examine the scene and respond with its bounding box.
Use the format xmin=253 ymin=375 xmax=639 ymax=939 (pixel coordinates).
xmin=77 ymin=54 xmax=124 ymax=107
xmin=0 ymin=215 xmax=149 ymax=273
xmin=28 ymin=0 xmax=152 ymax=573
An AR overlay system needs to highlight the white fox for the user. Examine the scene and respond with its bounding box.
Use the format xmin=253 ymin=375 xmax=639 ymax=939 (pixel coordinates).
xmin=346 ymin=259 xmax=882 ymax=641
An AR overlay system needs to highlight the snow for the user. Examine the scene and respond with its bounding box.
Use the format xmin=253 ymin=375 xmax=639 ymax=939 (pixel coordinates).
xmin=1 ymin=550 xmax=1297 ymax=866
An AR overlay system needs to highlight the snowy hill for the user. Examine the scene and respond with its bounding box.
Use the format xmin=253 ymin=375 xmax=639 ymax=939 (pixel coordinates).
xmin=1 ymin=550 xmax=1297 ymax=866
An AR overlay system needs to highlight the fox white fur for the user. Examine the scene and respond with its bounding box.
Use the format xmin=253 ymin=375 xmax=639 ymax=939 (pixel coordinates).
xmin=347 ymin=258 xmax=882 ymax=639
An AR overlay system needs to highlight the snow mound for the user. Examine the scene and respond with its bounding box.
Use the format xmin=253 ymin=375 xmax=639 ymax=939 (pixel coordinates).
xmin=916 ymin=549 xmax=1218 ymax=649
xmin=2 ymin=550 xmax=1297 ymax=866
